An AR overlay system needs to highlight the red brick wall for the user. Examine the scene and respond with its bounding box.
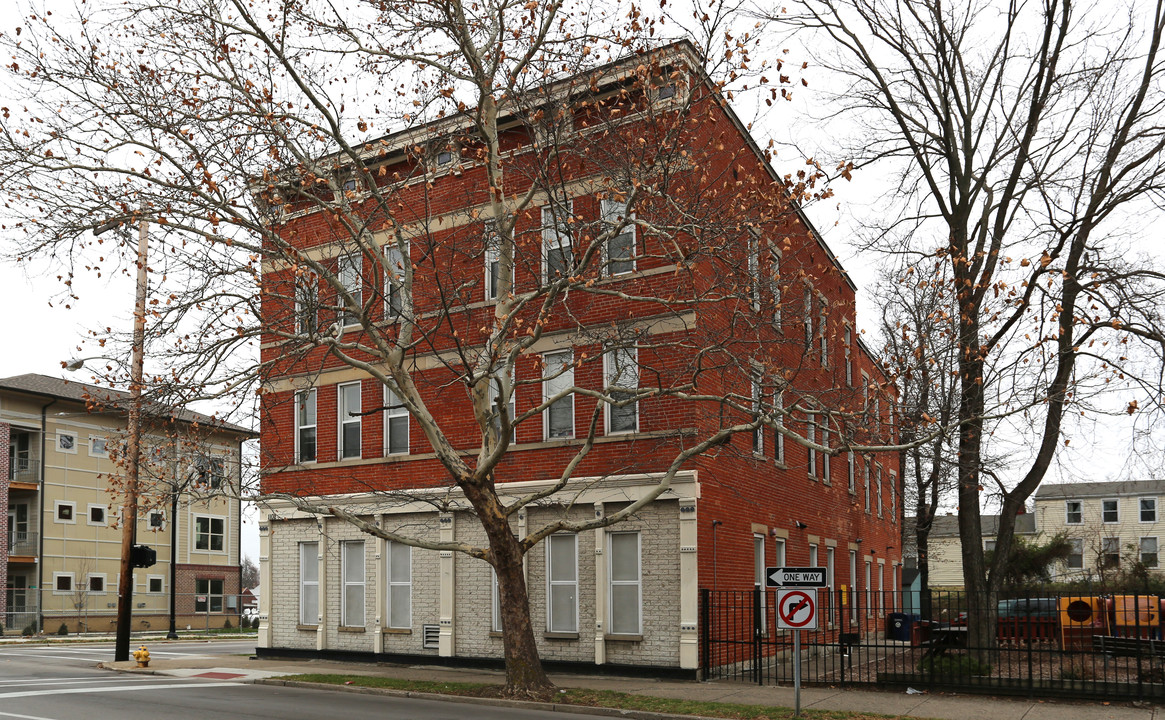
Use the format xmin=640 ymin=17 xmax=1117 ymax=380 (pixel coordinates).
xmin=0 ymin=422 xmax=9 ymax=622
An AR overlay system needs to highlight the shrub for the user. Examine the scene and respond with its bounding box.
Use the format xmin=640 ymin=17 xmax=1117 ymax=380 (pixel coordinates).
xmin=223 ymin=618 xmax=232 ymax=630
xmin=56 ymin=623 xmax=69 ymax=636
xmin=251 ymin=617 xmax=260 ymax=629
xmin=22 ymin=623 xmax=36 ymax=636
xmin=917 ymin=654 xmax=992 ymax=676
xmin=1060 ymin=656 xmax=1096 ymax=681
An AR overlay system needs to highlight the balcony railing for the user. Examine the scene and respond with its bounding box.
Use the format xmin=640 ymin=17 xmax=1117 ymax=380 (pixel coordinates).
xmin=8 ymin=457 xmax=39 ymax=483
xmin=3 ymin=602 xmax=39 ymax=634
xmin=7 ymin=531 xmax=37 ymax=557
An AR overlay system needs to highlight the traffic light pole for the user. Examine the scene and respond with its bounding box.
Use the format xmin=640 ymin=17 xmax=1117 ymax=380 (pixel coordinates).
xmin=114 ymin=212 xmax=149 ymax=663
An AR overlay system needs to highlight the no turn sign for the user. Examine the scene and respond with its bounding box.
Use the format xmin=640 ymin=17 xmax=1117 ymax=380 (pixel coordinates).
xmin=777 ymin=589 xmax=818 ymax=630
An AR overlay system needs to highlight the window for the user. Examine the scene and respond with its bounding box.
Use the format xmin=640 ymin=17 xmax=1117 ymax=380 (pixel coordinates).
xmin=88 ymin=574 xmax=106 ymax=594
xmin=865 ymin=561 xmax=872 ymax=617
xmin=605 ymin=346 xmax=639 ymax=434
xmin=821 ymin=426 xmax=830 ymax=484
xmin=985 ymin=540 xmax=997 ymax=553
xmin=803 ymin=287 xmax=813 ymax=347
xmin=769 ymin=249 xmax=782 ymax=327
xmin=384 ymin=386 xmax=410 ymax=455
xmin=338 ymin=382 xmax=362 ymax=460
xmin=655 ymin=81 xmax=677 ymax=101
xmin=542 ymin=204 xmax=572 ymax=280
xmin=890 ymin=473 xmax=897 ymax=521
xmin=1103 ymin=499 xmax=1119 ymax=523
xmin=601 ymin=199 xmax=635 ymax=275
xmin=300 ymin=542 xmax=319 ymax=625
xmin=878 ymin=564 xmax=885 ymax=616
xmin=295 ymin=271 xmax=318 ymax=335
xmin=491 ymin=569 xmax=503 ymax=633
xmin=89 ymin=435 xmax=109 ymax=458
xmin=385 ymin=240 xmax=407 ymax=319
xmin=435 ymin=149 xmax=454 ymax=166
xmin=826 ymin=547 xmax=836 ymax=624
xmin=484 ymin=222 xmax=502 ymax=301
xmin=819 ymin=303 xmax=828 ymax=367
xmin=296 ymin=388 xmax=317 ymax=463
xmin=847 ymin=451 xmax=856 ymax=494
xmin=609 ymin=532 xmax=641 ymax=635
xmin=57 ymin=431 xmax=77 ymax=454
xmin=487 ymin=366 xmax=516 ymax=444
xmin=87 ymin=504 xmax=106 ymax=526
xmin=386 ymin=541 xmax=411 ymax=629
xmin=195 ymin=455 xmax=225 ymax=489
xmin=844 ymin=326 xmax=853 ymax=386
xmin=1065 ymin=500 xmax=1083 ymax=525
xmin=341 ymin=540 xmax=365 ymax=627
xmin=54 ymin=572 xmax=74 ymax=593
xmin=774 ymin=537 xmax=787 ymax=566
xmin=1101 ymin=537 xmax=1121 ymax=569
xmin=864 ymin=461 xmax=871 ymax=513
xmin=809 ymin=543 xmax=818 ymax=569
xmin=1141 ymin=497 xmax=1158 ymax=523
xmin=148 ymin=576 xmax=164 ymax=594
xmin=544 ymin=350 xmax=574 ymax=439
xmin=773 ymin=390 xmax=785 ymax=463
xmin=546 ymin=534 xmax=578 ymax=633
xmin=148 ymin=509 xmax=166 ymax=530
xmin=754 ymin=534 xmax=767 ymax=631
xmin=849 ymin=550 xmax=858 ymax=622
xmin=748 ymin=233 xmax=760 ymax=311
xmin=807 ymin=413 xmax=816 ymax=478
xmin=55 ymin=501 xmax=76 ymax=524
xmin=1141 ymin=537 xmax=1158 ymax=568
xmin=337 ymin=254 xmax=362 ymax=327
xmin=751 ymin=373 xmax=764 ymax=454
xmin=194 ymin=515 xmax=225 ymax=552
xmin=1068 ymin=539 xmax=1084 ymax=569
xmin=876 ymin=465 xmax=883 ymax=518
xmin=195 ymin=578 xmax=224 ymax=612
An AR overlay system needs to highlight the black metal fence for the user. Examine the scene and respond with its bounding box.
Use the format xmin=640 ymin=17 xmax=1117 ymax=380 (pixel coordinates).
xmin=700 ymin=588 xmax=1165 ymax=701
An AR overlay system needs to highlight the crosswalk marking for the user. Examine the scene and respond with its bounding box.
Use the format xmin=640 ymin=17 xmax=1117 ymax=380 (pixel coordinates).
xmin=0 ymin=681 xmax=240 ymax=699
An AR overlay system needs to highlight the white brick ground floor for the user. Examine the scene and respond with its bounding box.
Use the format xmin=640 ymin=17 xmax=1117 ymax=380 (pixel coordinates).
xmin=257 ymin=473 xmax=700 ymax=671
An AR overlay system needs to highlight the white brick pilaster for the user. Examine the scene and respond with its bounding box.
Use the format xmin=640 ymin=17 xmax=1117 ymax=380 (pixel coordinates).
xmin=678 ymin=498 xmax=698 ymax=669
xmin=257 ymin=511 xmax=272 ymax=648
xmin=373 ymin=516 xmax=384 ymax=653
xmin=438 ymin=512 xmax=454 ymax=656
xmin=593 ymin=502 xmax=606 ymax=665
xmin=316 ymin=522 xmax=326 ymax=651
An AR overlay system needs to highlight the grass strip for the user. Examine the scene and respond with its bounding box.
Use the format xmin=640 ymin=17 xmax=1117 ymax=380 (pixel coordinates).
xmin=274 ymin=674 xmax=908 ymax=720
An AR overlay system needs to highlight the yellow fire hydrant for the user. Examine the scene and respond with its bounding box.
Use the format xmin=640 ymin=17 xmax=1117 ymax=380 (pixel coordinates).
xmin=132 ymin=645 xmax=150 ymax=668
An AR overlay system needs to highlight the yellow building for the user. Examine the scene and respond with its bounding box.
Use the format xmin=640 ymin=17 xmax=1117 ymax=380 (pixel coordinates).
xmin=1 ymin=374 xmax=252 ymax=634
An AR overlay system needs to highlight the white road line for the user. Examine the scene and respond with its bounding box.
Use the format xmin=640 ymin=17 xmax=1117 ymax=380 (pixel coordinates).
xmin=0 ymin=681 xmax=240 ymax=699
xmin=0 ymin=709 xmax=57 ymax=720
xmin=0 ymin=677 xmax=176 ymax=688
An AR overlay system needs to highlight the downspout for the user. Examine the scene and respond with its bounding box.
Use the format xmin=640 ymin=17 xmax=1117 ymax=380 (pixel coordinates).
xmin=38 ymin=399 xmax=57 ymax=633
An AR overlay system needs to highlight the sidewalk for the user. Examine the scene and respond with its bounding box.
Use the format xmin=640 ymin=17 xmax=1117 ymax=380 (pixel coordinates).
xmin=99 ymin=650 xmax=1163 ymax=720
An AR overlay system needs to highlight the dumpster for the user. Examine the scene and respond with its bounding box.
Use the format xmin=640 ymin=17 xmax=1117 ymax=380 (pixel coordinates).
xmin=888 ymin=612 xmax=914 ymax=641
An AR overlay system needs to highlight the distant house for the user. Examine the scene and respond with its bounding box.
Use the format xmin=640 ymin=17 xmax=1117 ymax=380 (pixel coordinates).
xmin=904 ymin=513 xmax=1037 ymax=588
xmin=1034 ymin=480 xmax=1165 ymax=580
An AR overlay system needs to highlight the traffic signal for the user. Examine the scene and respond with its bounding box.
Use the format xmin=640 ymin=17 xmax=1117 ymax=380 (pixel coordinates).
xmin=131 ymin=544 xmax=157 ymax=568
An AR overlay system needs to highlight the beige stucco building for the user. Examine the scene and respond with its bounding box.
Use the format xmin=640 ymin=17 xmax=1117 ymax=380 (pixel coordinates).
xmin=1 ymin=374 xmax=252 ymax=634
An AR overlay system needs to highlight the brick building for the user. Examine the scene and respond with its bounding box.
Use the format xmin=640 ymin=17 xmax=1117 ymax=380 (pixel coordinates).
xmin=256 ymin=41 xmax=901 ymax=673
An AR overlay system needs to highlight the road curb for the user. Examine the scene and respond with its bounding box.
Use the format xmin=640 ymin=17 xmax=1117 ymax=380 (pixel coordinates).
xmin=254 ymin=678 xmax=725 ymax=720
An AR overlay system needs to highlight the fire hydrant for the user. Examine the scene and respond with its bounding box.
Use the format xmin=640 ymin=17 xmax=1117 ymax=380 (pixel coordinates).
xmin=132 ymin=645 xmax=150 ymax=668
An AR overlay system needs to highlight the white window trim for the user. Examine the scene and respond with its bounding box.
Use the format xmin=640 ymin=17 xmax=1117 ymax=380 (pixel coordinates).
xmin=546 ymin=534 xmax=579 ymax=633
xmin=295 ymin=388 xmax=317 ymax=464
xmin=385 ymin=540 xmax=412 ymax=629
xmin=607 ymin=531 xmax=643 ymax=636
xmin=491 ymin=568 xmax=503 ymax=633
xmin=843 ymin=325 xmax=853 ymax=387
xmin=52 ymin=571 xmax=76 ymax=595
xmin=821 ymin=426 xmax=831 ymax=484
xmin=864 ymin=460 xmax=871 ymax=513
xmin=748 ymin=232 xmax=761 ymax=312
xmin=86 ymin=503 xmax=108 ymax=527
xmin=865 ymin=560 xmax=872 ymax=617
xmin=1065 ymin=499 xmax=1083 ymax=525
xmin=192 ymin=513 xmax=227 ymax=554
xmin=542 ymin=202 xmax=573 ymax=282
xmin=604 ymin=346 xmax=640 ymax=435
xmin=57 ymin=431 xmax=78 ymax=454
xmin=754 ymin=534 xmax=767 ymax=631
xmin=807 ymin=413 xmax=816 ymax=478
xmin=147 ymin=575 xmax=165 ymax=594
xmin=300 ymin=542 xmax=320 ymax=625
xmin=384 ymin=386 xmax=410 ymax=456
xmin=384 ymin=239 xmax=408 ymax=321
xmin=543 ymin=349 xmax=575 ymax=440
xmin=147 ymin=508 xmax=167 ymax=531
xmin=847 ymin=451 xmax=856 ymax=494
xmin=295 ymin=270 xmax=319 ymax=335
xmin=601 ymin=199 xmax=637 ymax=277
xmin=484 ymin=221 xmax=501 ymax=301
xmin=54 ymin=500 xmax=77 ymax=524
xmin=1141 ymin=536 xmax=1159 ymax=568
xmin=1101 ymin=498 xmax=1119 ymax=524
xmin=341 ymin=540 xmax=366 ymax=628
xmin=769 ymin=247 xmax=782 ymax=329
xmin=88 ymin=435 xmax=109 ymax=458
xmin=849 ymin=550 xmax=859 ymax=622
xmin=818 ymin=301 xmax=828 ymax=367
xmin=751 ymin=372 xmax=764 ymax=455
xmin=877 ymin=561 xmax=885 ymax=616
xmin=87 ymin=572 xmax=108 ymax=595
xmin=876 ymin=465 xmax=884 ymax=518
xmin=1140 ymin=497 xmax=1158 ymax=523
xmin=1067 ymin=538 xmax=1085 ymax=569
xmin=338 ymin=253 xmax=363 ymax=329
xmin=337 ymin=381 xmax=362 ymax=461
xmin=773 ymin=389 xmax=785 ymax=464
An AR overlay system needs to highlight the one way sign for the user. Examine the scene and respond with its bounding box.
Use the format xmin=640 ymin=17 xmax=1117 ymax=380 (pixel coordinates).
xmin=766 ymin=566 xmax=827 ymax=588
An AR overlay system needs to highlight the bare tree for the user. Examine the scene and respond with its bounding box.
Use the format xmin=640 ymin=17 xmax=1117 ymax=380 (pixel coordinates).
xmin=772 ymin=0 xmax=1165 ymax=649
xmin=241 ymin=556 xmax=259 ymax=590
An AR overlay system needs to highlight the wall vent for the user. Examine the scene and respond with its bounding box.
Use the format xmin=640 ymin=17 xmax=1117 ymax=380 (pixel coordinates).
xmin=422 ymin=624 xmax=440 ymax=649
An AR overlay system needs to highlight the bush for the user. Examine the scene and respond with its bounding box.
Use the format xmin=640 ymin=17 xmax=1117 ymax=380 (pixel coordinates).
xmin=56 ymin=623 xmax=68 ymax=636
xmin=22 ymin=623 xmax=36 ymax=636
xmin=251 ymin=616 xmax=260 ymax=629
xmin=1060 ymin=656 xmax=1096 ymax=681
xmin=223 ymin=618 xmax=232 ymax=629
xmin=917 ymin=654 xmax=992 ymax=676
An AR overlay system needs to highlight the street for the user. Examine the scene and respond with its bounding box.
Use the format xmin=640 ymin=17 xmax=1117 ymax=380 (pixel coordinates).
xmin=0 ymin=641 xmax=616 ymax=719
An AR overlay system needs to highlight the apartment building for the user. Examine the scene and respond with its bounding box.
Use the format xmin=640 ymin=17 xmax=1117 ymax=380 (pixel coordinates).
xmin=256 ymin=41 xmax=901 ymax=673
xmin=0 ymin=374 xmax=251 ymax=633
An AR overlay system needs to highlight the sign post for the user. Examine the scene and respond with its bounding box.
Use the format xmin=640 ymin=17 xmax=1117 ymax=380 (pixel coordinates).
xmin=770 ymin=569 xmax=826 ymax=718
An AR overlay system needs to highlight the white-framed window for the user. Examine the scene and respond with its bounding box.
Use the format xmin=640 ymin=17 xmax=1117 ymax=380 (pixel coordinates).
xmin=55 ymin=500 xmax=76 ymax=524
xmin=384 ymin=386 xmax=410 ymax=455
xmin=89 ymin=435 xmax=109 ymax=458
xmin=57 ymin=431 xmax=78 ymax=454
xmin=484 ymin=221 xmax=503 ymax=301
xmin=543 ymin=350 xmax=574 ymax=439
xmin=491 ymin=568 xmax=504 ymax=633
xmin=769 ymin=248 xmax=782 ymax=328
xmin=807 ymin=413 xmax=816 ymax=478
xmin=1141 ymin=497 xmax=1158 ymax=523
xmin=296 ymin=388 xmax=317 ymax=463
xmin=300 ymin=542 xmax=319 ymax=625
xmin=748 ymin=232 xmax=761 ymax=311
xmin=295 ymin=271 xmax=319 ymax=335
xmin=1065 ymin=500 xmax=1083 ymax=525
xmin=847 ymin=451 xmax=856 ymax=494
xmin=341 ymin=540 xmax=366 ymax=627
xmin=195 ymin=455 xmax=226 ymax=489
xmin=751 ymin=372 xmax=764 ymax=454
xmin=809 ymin=543 xmax=818 ymax=569
xmin=821 ymin=426 xmax=831 ymax=484
xmin=605 ymin=346 xmax=639 ymax=434
xmin=195 ymin=578 xmax=224 ymax=612
xmin=1141 ymin=537 xmax=1158 ymax=568
xmin=338 ymin=381 xmax=362 ymax=460
xmin=774 ymin=536 xmax=787 ymax=567
xmin=53 ymin=572 xmax=75 ymax=594
xmin=542 ymin=203 xmax=572 ymax=280
xmin=878 ymin=563 xmax=885 ymax=616
xmin=844 ymin=325 xmax=852 ymax=386
xmin=148 ymin=575 xmax=165 ymax=594
xmin=87 ymin=504 xmax=107 ymax=526
xmin=773 ymin=389 xmax=785 ymax=464
xmin=546 ymin=534 xmax=578 ymax=633
xmin=1101 ymin=537 xmax=1121 ymax=568
xmin=864 ymin=460 xmax=871 ymax=513
xmin=876 ymin=465 xmax=884 ymax=517
xmin=1099 ymin=498 xmax=1118 ymax=521
xmin=849 ymin=550 xmax=858 ymax=622
xmin=384 ymin=240 xmax=407 ymax=319
xmin=865 ymin=561 xmax=872 ymax=617
xmin=193 ymin=515 xmax=225 ymax=552
xmin=819 ymin=303 xmax=828 ymax=367
xmin=826 ymin=546 xmax=836 ymax=624
xmin=337 ymin=253 xmax=363 ymax=328
xmin=147 ymin=509 xmax=166 ymax=531
xmin=803 ymin=287 xmax=813 ymax=347
xmin=487 ymin=365 xmax=516 ymax=444
xmin=601 ymin=199 xmax=635 ymax=276
xmin=386 ymin=540 xmax=411 ymax=629
xmin=608 ymin=532 xmax=642 ymax=635
xmin=890 ymin=472 xmax=897 ymax=522
xmin=87 ymin=573 xmax=107 ymax=594
xmin=1067 ymin=538 xmax=1084 ymax=569
xmin=754 ymin=534 xmax=767 ymax=630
